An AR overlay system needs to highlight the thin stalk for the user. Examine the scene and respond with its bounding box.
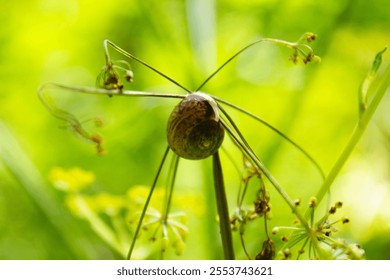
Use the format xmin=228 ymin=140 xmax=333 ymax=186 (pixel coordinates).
xmin=38 ymin=82 xmax=187 ymax=100
xmin=162 ymin=155 xmax=180 ymax=222
xmin=220 ymin=119 xmax=311 ymax=233
xmin=315 ymin=63 xmax=390 ymax=205
xmin=127 ymin=146 xmax=171 ymax=260
xmin=104 ymin=40 xmax=191 ymax=93
xmin=196 ymin=36 xmax=313 ymax=91
xmin=213 ymin=151 xmax=235 ymax=260
xmin=240 ymin=234 xmax=251 ymax=259
xmin=216 ymin=97 xmax=325 ymax=180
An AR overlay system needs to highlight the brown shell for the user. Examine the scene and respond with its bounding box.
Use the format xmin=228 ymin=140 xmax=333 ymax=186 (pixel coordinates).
xmin=167 ymin=92 xmax=225 ymax=160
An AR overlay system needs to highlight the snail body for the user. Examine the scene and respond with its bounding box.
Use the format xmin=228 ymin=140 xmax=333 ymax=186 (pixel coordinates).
xmin=167 ymin=92 xmax=225 ymax=160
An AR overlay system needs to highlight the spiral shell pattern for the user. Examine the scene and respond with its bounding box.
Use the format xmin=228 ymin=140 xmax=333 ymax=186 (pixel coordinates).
xmin=167 ymin=92 xmax=225 ymax=160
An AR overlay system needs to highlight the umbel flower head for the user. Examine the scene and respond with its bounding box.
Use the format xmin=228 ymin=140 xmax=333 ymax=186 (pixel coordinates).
xmin=272 ymin=199 xmax=365 ymax=260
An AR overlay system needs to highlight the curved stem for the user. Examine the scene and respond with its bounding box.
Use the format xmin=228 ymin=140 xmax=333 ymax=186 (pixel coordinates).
xmin=220 ymin=118 xmax=311 ymax=233
xmin=196 ymin=35 xmax=315 ymax=91
xmin=216 ymin=98 xmax=325 ymax=180
xmin=104 ymin=40 xmax=191 ymax=93
xmin=315 ymin=63 xmax=390 ymax=205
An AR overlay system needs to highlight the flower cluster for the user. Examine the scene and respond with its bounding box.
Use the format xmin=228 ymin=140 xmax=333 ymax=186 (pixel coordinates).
xmin=96 ymin=60 xmax=134 ymax=91
xmin=230 ymin=158 xmax=274 ymax=259
xmin=289 ymin=32 xmax=321 ymax=64
xmin=48 ymin=167 xmax=197 ymax=258
xmin=272 ymin=198 xmax=365 ymax=260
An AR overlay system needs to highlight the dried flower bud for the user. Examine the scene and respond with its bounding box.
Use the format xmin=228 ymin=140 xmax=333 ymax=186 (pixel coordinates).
xmin=125 ymin=70 xmax=134 ymax=82
xmin=309 ymin=197 xmax=317 ymax=208
xmin=256 ymin=239 xmax=275 ymax=260
xmin=306 ymin=33 xmax=317 ymax=42
xmin=342 ymin=217 xmax=350 ymax=224
xmin=283 ymin=248 xmax=292 ymax=259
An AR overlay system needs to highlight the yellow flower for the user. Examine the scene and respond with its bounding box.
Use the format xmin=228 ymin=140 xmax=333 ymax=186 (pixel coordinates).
xmin=87 ymin=193 xmax=126 ymax=215
xmin=49 ymin=166 xmax=95 ymax=192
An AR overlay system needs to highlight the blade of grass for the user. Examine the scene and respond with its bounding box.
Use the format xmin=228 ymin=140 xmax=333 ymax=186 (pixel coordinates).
xmin=0 ymin=121 xmax=113 ymax=259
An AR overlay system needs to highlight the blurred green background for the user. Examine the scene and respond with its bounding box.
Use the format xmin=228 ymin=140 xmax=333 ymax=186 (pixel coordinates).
xmin=0 ymin=0 xmax=389 ymax=259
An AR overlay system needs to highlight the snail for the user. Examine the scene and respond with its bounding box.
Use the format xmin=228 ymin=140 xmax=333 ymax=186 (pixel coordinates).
xmin=167 ymin=92 xmax=225 ymax=160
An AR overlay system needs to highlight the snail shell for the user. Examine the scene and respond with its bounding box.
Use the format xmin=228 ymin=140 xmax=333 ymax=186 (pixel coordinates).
xmin=167 ymin=92 xmax=225 ymax=160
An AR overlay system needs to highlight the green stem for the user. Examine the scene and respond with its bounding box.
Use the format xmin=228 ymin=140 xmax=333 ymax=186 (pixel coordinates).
xmin=315 ymin=63 xmax=390 ymax=205
xmin=216 ymin=99 xmax=325 ymax=180
xmin=196 ymin=35 xmax=315 ymax=91
xmin=220 ymin=118 xmax=311 ymax=233
xmin=213 ymin=151 xmax=235 ymax=259
xmin=127 ymin=146 xmax=171 ymax=260
xmin=38 ymin=82 xmax=186 ymax=100
xmin=104 ymin=40 xmax=191 ymax=93
xmin=162 ymin=155 xmax=180 ymax=222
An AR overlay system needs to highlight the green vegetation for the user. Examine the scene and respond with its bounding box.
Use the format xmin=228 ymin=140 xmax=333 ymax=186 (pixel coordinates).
xmin=0 ymin=0 xmax=389 ymax=259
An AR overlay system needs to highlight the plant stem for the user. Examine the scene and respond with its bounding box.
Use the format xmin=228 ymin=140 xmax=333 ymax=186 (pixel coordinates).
xmin=216 ymin=98 xmax=325 ymax=180
xmin=315 ymin=63 xmax=390 ymax=205
xmin=220 ymin=118 xmax=311 ymax=233
xmin=162 ymin=155 xmax=180 ymax=222
xmin=196 ymin=36 xmax=314 ymax=91
xmin=38 ymin=82 xmax=186 ymax=100
xmin=104 ymin=40 xmax=191 ymax=93
xmin=127 ymin=146 xmax=171 ymax=260
xmin=213 ymin=151 xmax=235 ymax=259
